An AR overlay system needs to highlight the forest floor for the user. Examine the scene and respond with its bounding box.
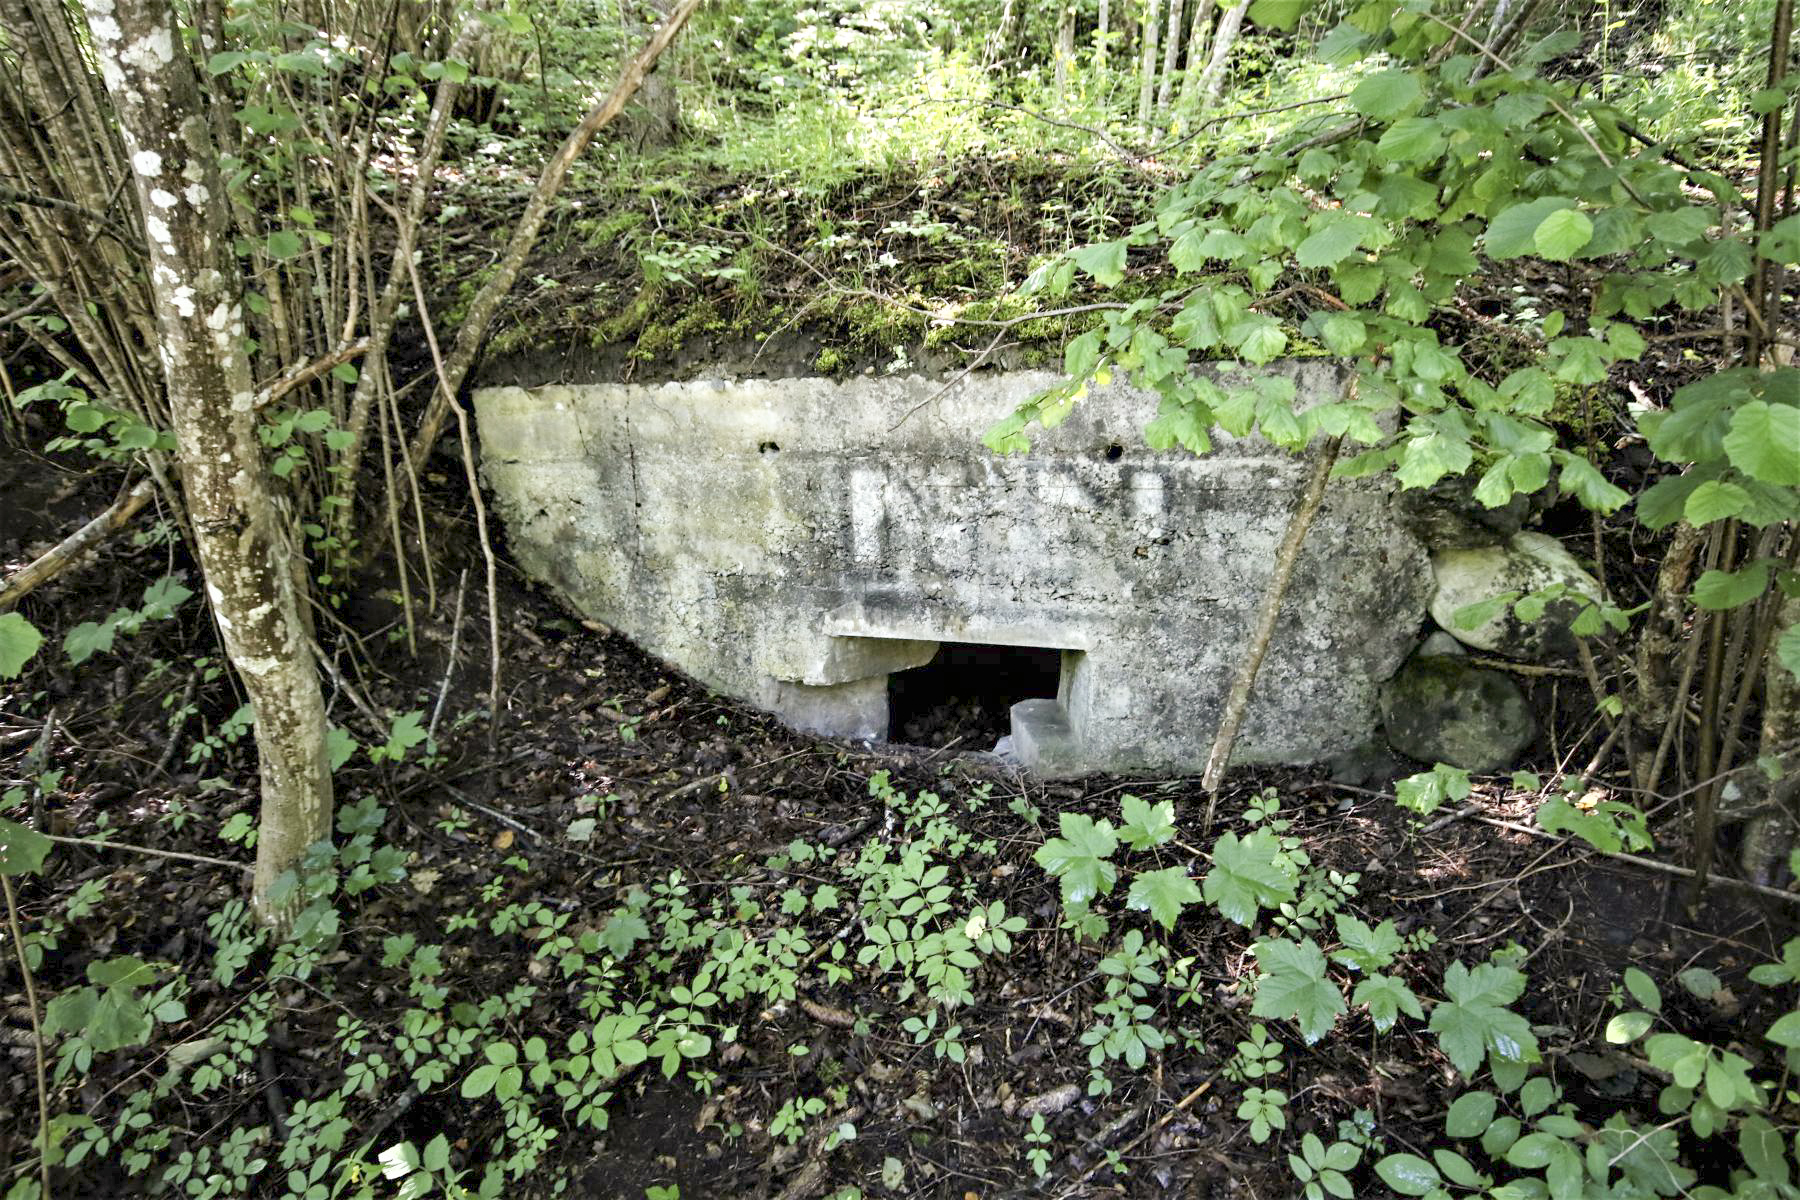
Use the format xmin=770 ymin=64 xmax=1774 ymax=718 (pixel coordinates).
xmin=1 ymin=439 xmax=1793 ymax=1200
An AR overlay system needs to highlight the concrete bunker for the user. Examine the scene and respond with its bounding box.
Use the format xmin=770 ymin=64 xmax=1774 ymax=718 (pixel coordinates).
xmin=473 ymin=364 xmax=1440 ymax=777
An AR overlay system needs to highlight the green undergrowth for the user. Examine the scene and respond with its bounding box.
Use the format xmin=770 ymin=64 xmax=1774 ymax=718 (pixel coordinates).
xmin=13 ymin=748 xmax=1800 ymax=1199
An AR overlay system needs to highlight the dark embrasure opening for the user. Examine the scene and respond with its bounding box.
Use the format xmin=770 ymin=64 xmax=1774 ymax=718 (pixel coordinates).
xmin=886 ymin=643 xmax=1063 ymax=749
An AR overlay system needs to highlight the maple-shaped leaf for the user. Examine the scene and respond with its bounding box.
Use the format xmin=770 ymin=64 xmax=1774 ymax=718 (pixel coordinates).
xmin=1430 ymin=960 xmax=1539 ymax=1078
xmin=1033 ymin=813 xmax=1119 ymax=905
xmin=1202 ymin=829 xmax=1298 ymax=926
xmin=1354 ymin=973 xmax=1424 ymax=1032
xmin=1118 ymin=795 xmax=1177 ymax=850
xmin=1127 ymin=866 xmax=1201 ymax=930
xmin=1333 ymin=913 xmax=1403 ymax=973
xmin=1252 ymin=938 xmax=1344 ymax=1044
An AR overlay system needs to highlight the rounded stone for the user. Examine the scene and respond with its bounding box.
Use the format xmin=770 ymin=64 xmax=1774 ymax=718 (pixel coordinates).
xmin=1380 ymin=655 xmax=1535 ymax=772
xmin=1428 ymin=531 xmax=1602 ymax=660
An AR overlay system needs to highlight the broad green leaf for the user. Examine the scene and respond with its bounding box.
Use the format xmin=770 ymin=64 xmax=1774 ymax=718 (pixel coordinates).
xmin=1605 ymin=1011 xmax=1654 ymax=1043
xmin=1351 ymin=70 xmax=1422 ymax=120
xmin=1445 ymin=1091 xmax=1496 ymax=1138
xmin=1319 ymin=314 xmax=1367 ymax=355
xmin=1684 ymin=480 xmax=1750 ymax=524
xmin=1333 ymin=913 xmax=1402 ymax=972
xmin=1118 ymin=795 xmax=1177 ymax=849
xmin=1296 ymin=218 xmax=1366 ymax=269
xmin=1723 ymin=402 xmax=1800 ymax=486
xmin=1376 ymin=1153 xmax=1442 ymax=1196
xmin=1376 ymin=117 xmax=1444 ymax=163
xmin=1033 ymin=812 xmax=1119 ymax=905
xmin=0 ymin=612 xmax=43 ymax=679
xmin=1764 ymin=1011 xmax=1800 ymax=1048
xmin=1486 ymin=197 xmax=1577 ymax=259
xmin=1252 ymin=937 xmax=1345 ymax=1044
xmin=0 ymin=816 xmax=52 ymax=876
xmin=1556 ymin=451 xmax=1631 ymax=513
xmin=1533 ymin=208 xmax=1593 ymax=261
xmin=1431 ymin=960 xmax=1538 ymax=1077
xmin=1127 ymin=866 xmax=1202 ymax=930
xmin=1072 ymin=241 xmax=1128 ymax=288
xmin=598 ymin=911 xmax=650 ymax=959
xmin=1202 ymin=829 xmax=1298 ymax=926
xmin=1693 ymin=561 xmax=1772 ymax=610
xmin=1353 ymin=973 xmax=1423 ymax=1032
xmin=266 ymin=230 xmax=305 ymax=260
xmin=1247 ymin=0 xmax=1312 ymax=30
xmin=64 ymin=618 xmax=117 ymax=664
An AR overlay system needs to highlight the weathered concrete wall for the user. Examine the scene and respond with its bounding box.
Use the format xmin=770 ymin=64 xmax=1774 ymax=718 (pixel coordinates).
xmin=474 ymin=365 xmax=1435 ymax=775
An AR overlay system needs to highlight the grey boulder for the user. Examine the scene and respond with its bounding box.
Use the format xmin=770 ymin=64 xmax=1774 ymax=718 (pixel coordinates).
xmin=1429 ymin=532 xmax=1602 ymax=660
xmin=1380 ymin=654 xmax=1535 ymax=772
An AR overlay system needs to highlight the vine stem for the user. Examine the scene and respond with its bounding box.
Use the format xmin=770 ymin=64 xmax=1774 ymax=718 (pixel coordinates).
xmin=1201 ymin=426 xmax=1345 ymax=815
xmin=3 ymin=873 xmax=52 ymax=1200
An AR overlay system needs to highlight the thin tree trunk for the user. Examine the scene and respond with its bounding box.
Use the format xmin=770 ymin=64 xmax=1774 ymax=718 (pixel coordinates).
xmin=1137 ymin=0 xmax=1162 ymax=131
xmin=407 ymin=0 xmax=704 ymax=474
xmin=1194 ymin=0 xmax=1250 ymax=107
xmin=82 ymin=0 xmax=332 ymax=923
xmin=1097 ymin=0 xmax=1111 ymax=69
xmin=1054 ymin=0 xmax=1077 ymax=99
xmin=1154 ymin=0 xmax=1185 ymax=120
xmin=1202 ymin=432 xmax=1345 ymax=814
xmin=1742 ymin=595 xmax=1800 ymax=883
xmin=1178 ymin=0 xmax=1213 ymax=108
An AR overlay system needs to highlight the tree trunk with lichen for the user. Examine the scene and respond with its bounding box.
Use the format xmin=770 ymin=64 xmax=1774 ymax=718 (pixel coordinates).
xmin=81 ymin=0 xmax=332 ymax=923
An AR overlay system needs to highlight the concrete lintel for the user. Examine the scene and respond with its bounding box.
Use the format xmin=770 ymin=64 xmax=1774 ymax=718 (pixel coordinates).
xmin=823 ymin=603 xmax=1093 ymax=652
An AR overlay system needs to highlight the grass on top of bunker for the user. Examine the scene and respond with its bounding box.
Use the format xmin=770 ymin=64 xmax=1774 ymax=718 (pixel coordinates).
xmin=1 ymin=467 xmax=1795 ymax=1200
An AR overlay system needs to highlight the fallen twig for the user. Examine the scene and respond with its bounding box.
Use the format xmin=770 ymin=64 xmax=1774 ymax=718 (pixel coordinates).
xmin=0 ymin=477 xmax=153 ymax=610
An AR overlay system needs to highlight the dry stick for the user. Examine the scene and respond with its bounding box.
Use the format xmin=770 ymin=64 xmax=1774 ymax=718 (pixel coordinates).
xmin=376 ymin=367 xmax=415 ymax=657
xmin=1473 ymin=816 xmax=1800 ymax=906
xmin=43 ymin=833 xmax=246 ymax=871
xmin=1060 ymin=1075 xmax=1216 ymax=1195
xmin=428 ymin=569 xmax=469 ymax=742
xmin=405 ymin=0 xmax=705 ymax=475
xmin=1201 ymin=432 xmax=1344 ymax=815
xmin=2 ymin=874 xmax=51 ymax=1200
xmin=406 ymin=260 xmax=501 ymax=743
xmin=0 ymin=477 xmax=152 ymax=610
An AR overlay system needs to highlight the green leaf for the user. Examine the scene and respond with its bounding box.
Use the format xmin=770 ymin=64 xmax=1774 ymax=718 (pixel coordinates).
xmin=1723 ymin=402 xmax=1800 ymax=486
xmin=1203 ymin=829 xmax=1298 ymax=926
xmin=1556 ymin=451 xmax=1631 ymax=514
xmin=1431 ymin=960 xmax=1538 ymax=1078
xmin=330 ymin=362 xmax=359 ymax=384
xmin=63 ymin=618 xmax=117 ymax=664
xmin=1118 ymin=795 xmax=1176 ymax=849
xmin=1319 ymin=314 xmax=1367 ymax=355
xmin=1252 ymin=937 xmax=1345 ymax=1044
xmin=1693 ymin=561 xmax=1772 ymax=610
xmin=0 ymin=816 xmax=52 ymax=876
xmin=1605 ymin=1011 xmax=1654 ymax=1043
xmin=1354 ymin=973 xmax=1423 ymax=1032
xmin=1127 ymin=866 xmax=1202 ymax=930
xmin=1533 ymin=209 xmax=1593 ymax=261
xmin=1033 ymin=812 xmax=1119 ymax=905
xmin=1334 ymin=913 xmax=1402 ymax=972
xmin=1486 ymin=197 xmax=1577 ymax=259
xmin=460 ymin=1063 xmax=501 ymax=1099
xmin=1375 ymin=1154 xmax=1442 ymax=1197
xmin=1683 ymin=480 xmax=1750 ymax=524
xmin=1296 ymin=217 xmax=1366 ymax=269
xmin=0 ymin=613 xmax=43 ymax=679
xmin=1072 ymin=241 xmax=1128 ymax=288
xmin=1247 ymin=0 xmax=1313 ymax=30
xmin=1445 ymin=1091 xmax=1496 ymax=1139
xmin=266 ymin=230 xmax=305 ymax=260
xmin=1376 ymin=117 xmax=1444 ymax=163
xmin=1764 ymin=1011 xmax=1800 ymax=1048
xmin=598 ymin=911 xmax=650 ymax=959
xmin=1351 ymin=70 xmax=1422 ymax=120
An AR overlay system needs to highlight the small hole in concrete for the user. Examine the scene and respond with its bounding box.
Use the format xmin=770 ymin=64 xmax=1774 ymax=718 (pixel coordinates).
xmin=758 ymin=441 xmax=781 ymax=455
xmin=1104 ymin=442 xmax=1124 ymax=462
xmin=888 ymin=643 xmax=1063 ymax=749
